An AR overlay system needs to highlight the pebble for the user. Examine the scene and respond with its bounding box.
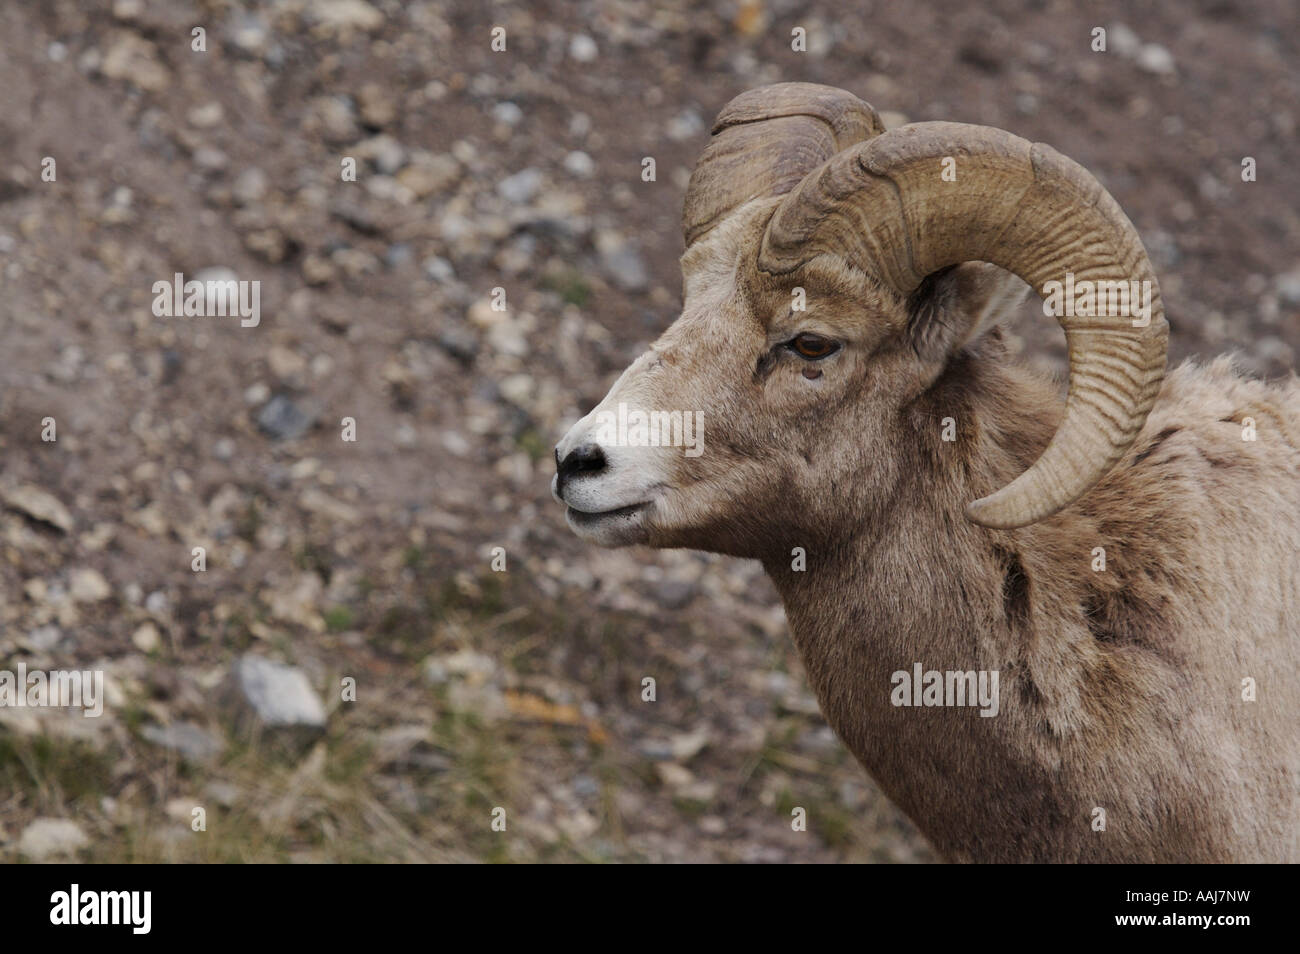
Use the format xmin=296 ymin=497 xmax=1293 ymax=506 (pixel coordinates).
xmin=307 ymin=0 xmax=384 ymax=32
xmin=1275 ymin=268 xmax=1300 ymax=306
xmin=1108 ymin=22 xmax=1141 ymax=58
xmin=226 ymin=12 xmax=271 ymax=55
xmin=596 ymin=232 xmax=649 ymax=292
xmin=69 ymin=568 xmax=112 ymax=603
xmin=132 ymin=621 xmax=162 ymax=652
xmin=666 ymin=110 xmax=705 ymax=142
xmin=569 ymin=34 xmax=598 ymax=62
xmin=497 ymin=168 xmax=543 ymax=204
xmin=232 ymin=168 xmax=269 ymax=205
xmin=1136 ymin=44 xmax=1176 ymax=75
xmin=18 ymin=818 xmax=88 ymax=860
xmin=2 ymin=485 xmax=74 ymax=532
xmin=141 ymin=721 xmax=225 ymax=763
xmin=562 ymin=151 xmax=595 ymax=178
xmin=227 ymin=655 xmax=327 ymax=729
xmin=256 ymin=394 xmax=317 ymax=440
xmin=423 ymin=256 xmax=456 ymax=283
xmin=492 ymin=102 xmax=524 ymax=126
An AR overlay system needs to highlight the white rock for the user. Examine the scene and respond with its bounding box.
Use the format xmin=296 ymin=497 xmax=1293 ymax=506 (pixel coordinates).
xmin=563 ymin=150 xmax=595 ymax=178
xmin=308 ymin=0 xmax=384 ymax=31
xmin=1108 ymin=22 xmax=1141 ymax=58
xmin=19 ymin=818 xmax=88 ymax=860
xmin=492 ymin=101 xmax=523 ymax=126
xmin=69 ymin=568 xmax=111 ymax=603
xmin=1136 ymin=43 xmax=1175 ymax=75
xmin=497 ymin=168 xmax=543 ymax=204
xmin=230 ymin=655 xmax=327 ymax=729
xmin=2 ymin=485 xmax=74 ymax=532
xmin=1275 ymin=267 xmax=1300 ymax=306
xmin=569 ymin=34 xmax=598 ymax=62
xmin=132 ymin=621 xmax=161 ymax=652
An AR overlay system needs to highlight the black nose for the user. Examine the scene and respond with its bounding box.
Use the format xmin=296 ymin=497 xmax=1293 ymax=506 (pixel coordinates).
xmin=555 ymin=443 xmax=607 ymax=496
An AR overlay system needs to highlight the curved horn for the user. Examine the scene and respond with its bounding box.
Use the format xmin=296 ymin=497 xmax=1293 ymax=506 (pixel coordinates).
xmin=758 ymin=122 xmax=1169 ymax=529
xmin=683 ymin=83 xmax=885 ymax=248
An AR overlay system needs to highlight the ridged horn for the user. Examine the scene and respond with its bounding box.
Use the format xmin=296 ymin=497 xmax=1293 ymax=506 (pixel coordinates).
xmin=683 ymin=83 xmax=885 ymax=249
xmin=758 ymin=121 xmax=1169 ymax=529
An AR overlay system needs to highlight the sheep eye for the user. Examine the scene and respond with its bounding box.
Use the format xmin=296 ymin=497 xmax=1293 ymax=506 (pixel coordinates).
xmin=788 ymin=333 xmax=839 ymax=360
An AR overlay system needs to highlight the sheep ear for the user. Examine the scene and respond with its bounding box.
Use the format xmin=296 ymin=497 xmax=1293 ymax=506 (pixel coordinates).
xmin=905 ymin=262 xmax=1029 ymax=364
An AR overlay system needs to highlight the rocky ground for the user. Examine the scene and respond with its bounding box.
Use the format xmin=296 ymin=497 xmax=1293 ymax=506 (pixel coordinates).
xmin=0 ymin=0 xmax=1296 ymax=862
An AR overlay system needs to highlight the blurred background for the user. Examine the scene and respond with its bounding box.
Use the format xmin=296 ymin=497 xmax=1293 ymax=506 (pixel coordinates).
xmin=0 ymin=0 xmax=1296 ymax=862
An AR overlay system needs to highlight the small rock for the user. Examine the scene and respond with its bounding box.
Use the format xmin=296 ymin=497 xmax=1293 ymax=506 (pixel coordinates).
xmin=307 ymin=0 xmax=384 ymax=31
xmin=397 ymin=153 xmax=459 ymax=197
xmin=666 ymin=109 xmax=705 ymax=142
xmin=3 ymin=485 xmax=74 ymax=532
xmin=301 ymin=254 xmax=337 ymax=285
xmin=384 ymin=243 xmax=413 ymax=268
xmin=100 ymin=31 xmax=170 ymax=92
xmin=306 ymin=95 xmax=359 ymax=144
xmin=437 ymin=327 xmax=478 ymax=364
xmin=446 ymin=682 xmax=508 ymax=722
xmin=227 ymin=655 xmax=327 ymax=730
xmin=256 ymin=394 xmax=317 ymax=440
xmin=132 ymin=621 xmax=161 ymax=652
xmin=330 ymin=199 xmax=382 ymax=235
xmin=27 ymin=625 xmax=64 ymax=652
xmin=141 ymin=721 xmax=225 ymax=763
xmin=1108 ymin=22 xmax=1142 ymax=58
xmin=569 ymin=34 xmax=598 ymax=62
xmin=361 ymin=135 xmax=406 ymax=175
xmin=492 ymin=102 xmax=524 ymax=126
xmin=194 ymin=147 xmax=228 ymax=172
xmin=670 ymin=727 xmax=710 ymax=761
xmin=299 ymin=489 xmax=361 ymax=526
xmin=226 ymin=12 xmax=271 ymax=55
xmin=112 ymin=0 xmax=143 ymax=20
xmin=206 ymin=781 xmax=240 ymax=807
xmin=656 ymin=762 xmax=695 ymax=788
xmin=18 ymin=818 xmax=88 ymax=860
xmin=127 ymin=502 xmax=169 ymax=537
xmin=358 ymin=82 xmax=396 ymax=128
xmin=424 ymin=649 xmax=498 ymax=685
xmin=879 ymin=110 xmax=910 ymax=130
xmin=653 ymin=579 xmax=698 ymax=610
xmin=698 ymin=815 xmax=727 ymax=835
xmin=165 ymin=798 xmax=198 ymax=823
xmin=562 ymin=151 xmax=595 ymax=178
xmin=1136 ymin=43 xmax=1175 ymax=75
xmin=497 ymin=168 xmax=543 ymax=204
xmin=69 ymin=568 xmax=111 ymax=603
xmin=1275 ymin=268 xmax=1300 ymax=307
xmin=423 ymin=256 xmax=455 ymax=283
xmin=145 ymin=590 xmax=171 ymax=616
xmin=596 ymin=233 xmax=649 ymax=293
xmin=375 ymin=724 xmax=451 ymax=771
xmin=187 ymin=102 xmax=224 ymax=128
xmin=232 ymin=168 xmax=269 ymax=205
xmin=498 ymin=373 xmax=534 ymax=405
xmin=1255 ymin=335 xmax=1294 ymax=367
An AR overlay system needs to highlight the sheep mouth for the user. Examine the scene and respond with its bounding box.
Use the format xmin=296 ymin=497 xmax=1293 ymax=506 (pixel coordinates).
xmin=565 ymin=501 xmax=650 ymax=523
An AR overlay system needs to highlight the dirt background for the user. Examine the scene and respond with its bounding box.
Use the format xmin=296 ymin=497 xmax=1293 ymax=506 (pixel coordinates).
xmin=0 ymin=0 xmax=1296 ymax=862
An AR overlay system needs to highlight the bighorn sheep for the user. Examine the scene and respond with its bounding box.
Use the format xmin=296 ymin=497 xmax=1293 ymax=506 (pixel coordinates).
xmin=552 ymin=83 xmax=1300 ymax=862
